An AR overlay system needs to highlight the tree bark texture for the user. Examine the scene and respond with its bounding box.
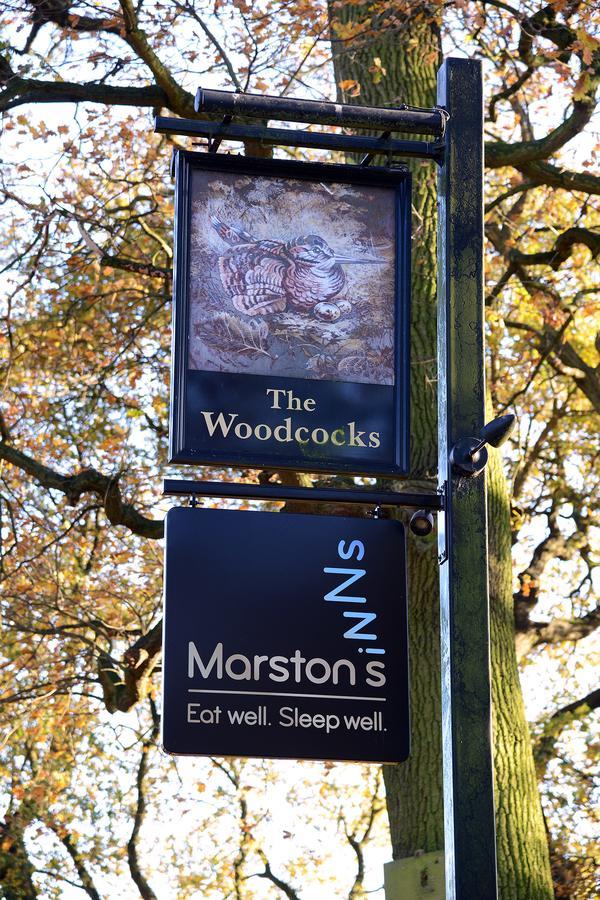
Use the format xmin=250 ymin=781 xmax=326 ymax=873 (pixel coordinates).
xmin=328 ymin=3 xmax=554 ymax=895
xmin=487 ymin=448 xmax=554 ymax=898
xmin=0 ymin=811 xmax=38 ymax=900
xmin=328 ymin=1 xmax=444 ymax=858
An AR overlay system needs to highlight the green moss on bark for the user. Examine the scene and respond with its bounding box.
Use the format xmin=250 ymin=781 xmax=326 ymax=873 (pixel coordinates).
xmin=328 ymin=4 xmax=554 ymax=895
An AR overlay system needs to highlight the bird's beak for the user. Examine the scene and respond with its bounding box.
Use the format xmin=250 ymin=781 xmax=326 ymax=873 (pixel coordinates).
xmin=333 ymin=255 xmax=386 ymax=264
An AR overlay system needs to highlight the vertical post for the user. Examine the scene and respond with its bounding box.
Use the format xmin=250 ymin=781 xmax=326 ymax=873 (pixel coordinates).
xmin=436 ymin=59 xmax=498 ymax=899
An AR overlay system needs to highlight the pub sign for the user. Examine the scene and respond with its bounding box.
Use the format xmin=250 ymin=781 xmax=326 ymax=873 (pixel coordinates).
xmin=170 ymin=152 xmax=411 ymax=475
xmin=162 ymin=507 xmax=410 ymax=763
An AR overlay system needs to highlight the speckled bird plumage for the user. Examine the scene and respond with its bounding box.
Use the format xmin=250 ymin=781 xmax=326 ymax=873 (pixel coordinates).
xmin=210 ymin=215 xmax=382 ymax=319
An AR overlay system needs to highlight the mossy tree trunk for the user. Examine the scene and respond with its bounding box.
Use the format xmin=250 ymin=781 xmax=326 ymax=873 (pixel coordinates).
xmin=328 ymin=4 xmax=553 ymax=896
xmin=487 ymin=449 xmax=554 ymax=897
xmin=328 ymin=0 xmax=444 ymax=858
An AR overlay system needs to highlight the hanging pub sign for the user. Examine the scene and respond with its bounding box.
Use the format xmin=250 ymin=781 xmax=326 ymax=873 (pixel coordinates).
xmin=170 ymin=151 xmax=411 ymax=475
xmin=162 ymin=507 xmax=409 ymax=764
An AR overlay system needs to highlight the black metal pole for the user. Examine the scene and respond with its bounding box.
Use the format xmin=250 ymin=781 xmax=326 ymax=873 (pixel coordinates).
xmin=437 ymin=59 xmax=498 ymax=898
xmin=163 ymin=479 xmax=443 ymax=510
xmin=154 ymin=117 xmax=442 ymax=161
xmin=195 ymin=87 xmax=445 ymax=137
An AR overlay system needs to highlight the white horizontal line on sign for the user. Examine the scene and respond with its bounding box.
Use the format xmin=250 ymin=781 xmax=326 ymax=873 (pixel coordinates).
xmin=187 ymin=689 xmax=386 ymax=702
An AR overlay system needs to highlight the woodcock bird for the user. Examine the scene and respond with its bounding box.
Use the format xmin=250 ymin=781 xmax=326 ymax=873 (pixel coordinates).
xmin=211 ymin=215 xmax=384 ymax=322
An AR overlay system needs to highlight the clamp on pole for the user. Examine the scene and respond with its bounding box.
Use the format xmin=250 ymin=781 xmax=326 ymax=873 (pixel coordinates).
xmin=449 ymin=414 xmax=516 ymax=476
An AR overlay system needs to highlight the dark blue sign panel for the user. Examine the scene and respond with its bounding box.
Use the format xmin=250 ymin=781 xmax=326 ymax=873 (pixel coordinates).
xmin=170 ymin=152 xmax=411 ymax=476
xmin=162 ymin=507 xmax=409 ymax=763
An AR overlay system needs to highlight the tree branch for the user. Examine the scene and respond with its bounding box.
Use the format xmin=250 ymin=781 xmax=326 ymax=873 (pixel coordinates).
xmin=0 ymin=441 xmax=163 ymax=539
xmin=501 ymin=312 xmax=575 ymax=412
xmin=98 ymin=621 xmax=163 ymax=713
xmin=485 ymin=180 xmax=535 ymax=214
xmin=117 ymin=0 xmax=195 ymax=115
xmin=512 ymin=507 xmax=575 ymax=598
xmin=487 ymin=221 xmax=600 ymax=410
xmin=485 ymin=97 xmax=597 ymax=169
xmin=534 ymin=688 xmax=600 ymax=777
xmin=512 ymin=406 xmax=562 ymax=502
xmin=0 ymin=70 xmax=168 ymax=114
xmin=10 ymin=0 xmax=194 ymax=116
xmin=46 ymin=821 xmax=101 ymax=900
xmin=517 ymin=160 xmax=600 ymax=195
xmin=78 ymin=222 xmax=171 ymax=278
xmin=513 ymin=497 xmax=598 ymax=660
xmin=517 ymin=3 xmax=578 ymax=64
xmin=18 ymin=0 xmax=123 ymax=53
xmin=255 ymin=850 xmax=300 ymax=900
xmin=516 ymin=605 xmax=600 ymax=661
xmin=177 ymin=1 xmax=243 ymax=92
xmin=506 ymin=320 xmax=600 ymax=414
xmin=489 ymin=66 xmax=534 ymax=122
xmin=491 ymin=226 xmax=600 ymax=271
xmin=127 ymin=702 xmax=159 ymax=900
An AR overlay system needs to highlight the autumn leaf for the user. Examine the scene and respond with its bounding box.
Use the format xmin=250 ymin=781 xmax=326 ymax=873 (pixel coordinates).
xmin=338 ymin=78 xmax=361 ymax=97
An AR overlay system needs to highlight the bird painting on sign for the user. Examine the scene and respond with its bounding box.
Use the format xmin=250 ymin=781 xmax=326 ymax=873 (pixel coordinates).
xmin=187 ymin=169 xmax=397 ymax=387
xmin=210 ymin=215 xmax=384 ymax=321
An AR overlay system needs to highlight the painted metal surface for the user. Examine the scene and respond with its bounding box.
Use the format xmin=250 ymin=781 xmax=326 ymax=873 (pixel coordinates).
xmin=154 ymin=116 xmax=443 ymax=160
xmin=162 ymin=478 xmax=443 ymax=510
xmin=437 ymin=59 xmax=498 ymax=898
xmin=162 ymin=507 xmax=409 ymax=763
xmin=195 ymin=87 xmax=445 ymax=136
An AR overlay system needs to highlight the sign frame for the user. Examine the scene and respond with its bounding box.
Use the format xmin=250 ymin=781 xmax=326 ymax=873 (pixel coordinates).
xmin=169 ymin=151 xmax=411 ymax=476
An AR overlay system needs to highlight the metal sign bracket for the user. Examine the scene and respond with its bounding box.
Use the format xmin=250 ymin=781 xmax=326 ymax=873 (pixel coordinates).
xmin=163 ymin=478 xmax=443 ymax=512
xmin=158 ymin=59 xmax=498 ymax=897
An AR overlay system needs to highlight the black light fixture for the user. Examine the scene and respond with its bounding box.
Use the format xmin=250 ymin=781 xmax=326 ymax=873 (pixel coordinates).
xmin=450 ymin=414 xmax=516 ymax=476
xmin=409 ymin=509 xmax=435 ymax=536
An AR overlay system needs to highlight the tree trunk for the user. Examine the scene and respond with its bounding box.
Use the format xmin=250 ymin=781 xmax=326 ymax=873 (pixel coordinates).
xmin=487 ymin=448 xmax=554 ymax=897
xmin=328 ymin=3 xmax=554 ymax=896
xmin=0 ymin=811 xmax=39 ymax=900
xmin=328 ymin=0 xmax=444 ymax=857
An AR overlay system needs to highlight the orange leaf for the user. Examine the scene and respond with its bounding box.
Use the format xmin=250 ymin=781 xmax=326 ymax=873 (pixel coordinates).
xmin=338 ymin=79 xmax=361 ymax=97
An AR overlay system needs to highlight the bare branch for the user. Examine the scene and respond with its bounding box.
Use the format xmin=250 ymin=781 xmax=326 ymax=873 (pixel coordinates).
xmin=506 ymin=320 xmax=600 ymax=414
xmin=485 ymin=180 xmax=535 ymax=214
xmin=117 ymin=0 xmax=195 ymax=115
xmin=176 ymin=1 xmax=243 ymax=92
xmin=516 ymin=3 xmax=580 ymax=65
xmin=513 ymin=495 xmax=599 ymax=661
xmin=489 ymin=67 xmax=535 ymax=122
xmin=127 ymin=702 xmax=159 ymax=899
xmin=496 ymin=308 xmax=575 ymax=412
xmin=46 ymin=821 xmax=101 ymax=900
xmin=17 ymin=0 xmax=123 ymax=53
xmin=512 ymin=406 xmax=562 ymax=501
xmin=485 ymin=98 xmax=597 ymax=169
xmin=255 ymin=850 xmax=300 ymax=900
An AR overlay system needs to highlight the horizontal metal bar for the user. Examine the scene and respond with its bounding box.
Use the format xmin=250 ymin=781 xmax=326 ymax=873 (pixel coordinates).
xmin=154 ymin=117 xmax=442 ymax=160
xmin=195 ymin=87 xmax=445 ymax=138
xmin=163 ymin=479 xmax=444 ymax=510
